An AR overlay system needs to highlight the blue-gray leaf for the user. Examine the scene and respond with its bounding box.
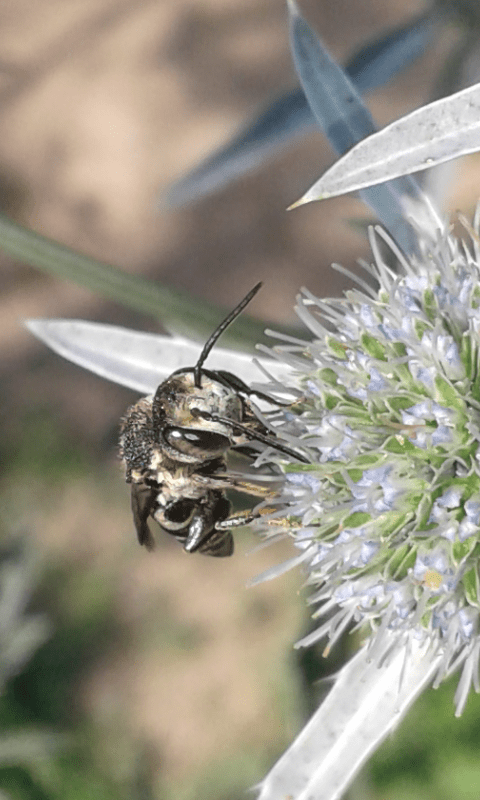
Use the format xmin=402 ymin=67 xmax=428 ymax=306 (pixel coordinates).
xmin=347 ymin=11 xmax=435 ymax=95
xmin=295 ymin=81 xmax=480 ymax=202
xmin=287 ymin=0 xmax=423 ymax=254
xmin=163 ymin=89 xmax=312 ymax=207
xmin=163 ymin=11 xmax=434 ymax=208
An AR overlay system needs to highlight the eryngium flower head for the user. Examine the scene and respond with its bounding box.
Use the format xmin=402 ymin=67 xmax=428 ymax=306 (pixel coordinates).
xmin=256 ymin=219 xmax=480 ymax=715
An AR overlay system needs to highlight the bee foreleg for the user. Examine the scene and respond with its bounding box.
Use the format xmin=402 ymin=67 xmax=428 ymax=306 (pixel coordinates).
xmin=215 ymin=509 xmax=259 ymax=530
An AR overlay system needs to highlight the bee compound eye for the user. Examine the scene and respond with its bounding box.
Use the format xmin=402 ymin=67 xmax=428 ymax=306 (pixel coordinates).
xmin=163 ymin=425 xmax=230 ymax=457
xmin=160 ymin=499 xmax=197 ymax=531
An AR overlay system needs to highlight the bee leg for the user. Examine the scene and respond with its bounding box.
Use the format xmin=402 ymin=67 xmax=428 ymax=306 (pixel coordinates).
xmin=201 ymin=527 xmax=234 ymax=557
xmin=183 ymin=514 xmax=234 ymax=557
xmin=215 ymin=509 xmax=259 ymax=529
xmin=183 ymin=494 xmax=234 ymax=557
xmin=216 ymin=505 xmax=288 ymax=531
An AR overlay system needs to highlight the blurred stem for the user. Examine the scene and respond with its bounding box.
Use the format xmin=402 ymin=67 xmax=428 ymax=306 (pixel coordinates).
xmin=0 ymin=212 xmax=298 ymax=349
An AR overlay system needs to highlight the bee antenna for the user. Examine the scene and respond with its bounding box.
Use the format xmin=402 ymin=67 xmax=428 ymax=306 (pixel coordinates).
xmin=194 ymin=282 xmax=263 ymax=387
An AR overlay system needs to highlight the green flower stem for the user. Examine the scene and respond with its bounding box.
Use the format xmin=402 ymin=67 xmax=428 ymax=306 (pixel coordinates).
xmin=0 ymin=212 xmax=296 ymax=349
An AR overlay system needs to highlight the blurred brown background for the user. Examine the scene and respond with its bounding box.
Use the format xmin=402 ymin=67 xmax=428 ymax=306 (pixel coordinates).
xmin=0 ymin=0 xmax=475 ymax=797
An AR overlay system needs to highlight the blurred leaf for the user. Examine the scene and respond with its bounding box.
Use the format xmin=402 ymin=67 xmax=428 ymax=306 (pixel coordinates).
xmin=287 ymin=0 xmax=376 ymax=149
xmin=295 ymin=81 xmax=480 ymax=202
xmin=164 ymin=89 xmax=312 ymax=207
xmin=0 ymin=731 xmax=65 ymax=767
xmin=25 ymin=320 xmax=295 ymax=395
xmin=0 ymin=213 xmax=285 ymax=349
xmin=164 ymin=12 xmax=435 ymax=207
xmin=346 ymin=11 xmax=436 ymax=94
xmin=287 ymin=0 xmax=425 ymax=254
xmin=0 ymin=543 xmax=50 ymax=689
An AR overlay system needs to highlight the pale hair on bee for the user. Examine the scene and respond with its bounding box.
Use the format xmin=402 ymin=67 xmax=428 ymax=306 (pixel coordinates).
xmin=119 ymin=283 xmax=307 ymax=557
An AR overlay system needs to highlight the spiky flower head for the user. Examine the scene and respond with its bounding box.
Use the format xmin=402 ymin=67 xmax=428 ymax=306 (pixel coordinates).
xmin=256 ymin=217 xmax=480 ymax=715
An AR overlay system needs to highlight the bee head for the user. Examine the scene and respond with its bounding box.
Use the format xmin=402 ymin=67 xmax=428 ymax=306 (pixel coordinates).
xmin=151 ymin=283 xmax=263 ymax=465
xmin=152 ymin=372 xmax=243 ymax=463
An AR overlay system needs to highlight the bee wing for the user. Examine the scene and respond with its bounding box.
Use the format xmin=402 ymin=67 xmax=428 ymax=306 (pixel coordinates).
xmin=130 ymin=483 xmax=156 ymax=551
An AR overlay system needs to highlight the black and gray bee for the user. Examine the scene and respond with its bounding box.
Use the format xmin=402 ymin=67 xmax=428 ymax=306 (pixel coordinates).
xmin=119 ymin=283 xmax=306 ymax=557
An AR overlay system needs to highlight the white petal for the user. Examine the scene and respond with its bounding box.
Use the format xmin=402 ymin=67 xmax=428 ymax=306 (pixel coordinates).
xmin=25 ymin=319 xmax=293 ymax=395
xmin=256 ymin=632 xmax=441 ymax=800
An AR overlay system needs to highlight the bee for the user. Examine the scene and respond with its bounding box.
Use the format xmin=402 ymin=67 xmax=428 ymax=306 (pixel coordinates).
xmin=119 ymin=283 xmax=307 ymax=557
